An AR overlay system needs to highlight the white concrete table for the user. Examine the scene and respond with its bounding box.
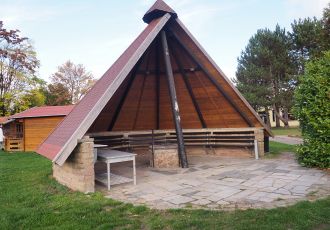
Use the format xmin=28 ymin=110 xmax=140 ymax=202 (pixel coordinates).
xmin=93 ymin=144 xmax=108 ymax=163
xmin=95 ymin=150 xmax=137 ymax=190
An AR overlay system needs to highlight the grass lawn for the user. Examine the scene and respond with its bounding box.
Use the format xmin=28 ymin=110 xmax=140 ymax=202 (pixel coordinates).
xmin=268 ymin=141 xmax=297 ymax=157
xmin=271 ymin=127 xmax=302 ymax=137
xmin=1 ymin=151 xmax=329 ymax=230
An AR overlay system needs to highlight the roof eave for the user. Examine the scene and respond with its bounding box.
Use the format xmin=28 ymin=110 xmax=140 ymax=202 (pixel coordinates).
xmin=10 ymin=114 xmax=67 ymax=119
xmin=51 ymin=14 xmax=172 ymax=166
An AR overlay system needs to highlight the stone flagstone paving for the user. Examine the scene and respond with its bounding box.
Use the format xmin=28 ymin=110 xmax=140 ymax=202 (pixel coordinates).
xmin=99 ymin=153 xmax=330 ymax=210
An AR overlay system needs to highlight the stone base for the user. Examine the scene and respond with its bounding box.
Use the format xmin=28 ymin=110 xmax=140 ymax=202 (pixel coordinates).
xmin=151 ymin=145 xmax=179 ymax=168
xmin=211 ymin=147 xmax=253 ymax=158
xmin=52 ymin=137 xmax=95 ymax=193
xmin=185 ymin=146 xmax=254 ymax=158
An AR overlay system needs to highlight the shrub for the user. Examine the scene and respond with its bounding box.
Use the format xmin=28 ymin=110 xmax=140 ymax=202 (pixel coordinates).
xmin=293 ymin=51 xmax=330 ymax=168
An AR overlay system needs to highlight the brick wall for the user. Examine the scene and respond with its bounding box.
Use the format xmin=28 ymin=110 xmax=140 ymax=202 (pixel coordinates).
xmin=53 ymin=136 xmax=95 ymax=193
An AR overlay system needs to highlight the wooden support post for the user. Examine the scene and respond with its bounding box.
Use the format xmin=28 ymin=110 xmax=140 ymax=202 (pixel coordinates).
xmin=264 ymin=136 xmax=270 ymax=153
xmin=170 ymin=30 xmax=254 ymax=127
xmin=161 ymin=30 xmax=188 ymax=168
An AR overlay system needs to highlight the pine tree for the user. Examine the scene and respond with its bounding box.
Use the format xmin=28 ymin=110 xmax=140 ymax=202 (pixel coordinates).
xmin=235 ymin=25 xmax=295 ymax=128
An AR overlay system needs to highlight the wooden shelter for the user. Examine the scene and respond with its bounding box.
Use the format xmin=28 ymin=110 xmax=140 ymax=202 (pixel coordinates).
xmin=3 ymin=105 xmax=74 ymax=151
xmin=37 ymin=0 xmax=272 ymax=168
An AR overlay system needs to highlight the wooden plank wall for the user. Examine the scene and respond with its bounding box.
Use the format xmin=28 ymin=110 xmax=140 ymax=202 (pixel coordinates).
xmin=168 ymin=20 xmax=263 ymax=128
xmin=24 ymin=116 xmax=64 ymax=151
xmin=87 ymin=30 xmax=265 ymax=133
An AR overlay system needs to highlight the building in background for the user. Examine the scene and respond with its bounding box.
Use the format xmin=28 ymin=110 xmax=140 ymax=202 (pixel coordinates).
xmin=3 ymin=105 xmax=74 ymax=152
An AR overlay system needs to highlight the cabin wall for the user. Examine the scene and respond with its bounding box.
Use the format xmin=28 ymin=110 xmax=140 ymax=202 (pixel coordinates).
xmin=24 ymin=116 xmax=64 ymax=151
xmin=3 ymin=120 xmax=23 ymax=138
xmin=3 ymin=120 xmax=24 ymax=151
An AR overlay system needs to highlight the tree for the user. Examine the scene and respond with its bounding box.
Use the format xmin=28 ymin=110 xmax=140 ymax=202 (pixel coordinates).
xmin=321 ymin=3 xmax=330 ymax=50
xmin=0 ymin=21 xmax=39 ymax=115
xmin=50 ymin=61 xmax=95 ymax=104
xmin=10 ymin=76 xmax=47 ymax=114
xmin=289 ymin=4 xmax=330 ymax=77
xmin=293 ymin=51 xmax=330 ymax=168
xmin=44 ymin=82 xmax=72 ymax=106
xmin=11 ymin=88 xmax=46 ymax=114
xmin=235 ymin=25 xmax=295 ymax=128
xmin=289 ymin=18 xmax=324 ymax=75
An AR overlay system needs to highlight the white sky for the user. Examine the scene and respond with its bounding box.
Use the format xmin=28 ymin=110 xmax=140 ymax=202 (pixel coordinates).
xmin=0 ymin=0 xmax=328 ymax=82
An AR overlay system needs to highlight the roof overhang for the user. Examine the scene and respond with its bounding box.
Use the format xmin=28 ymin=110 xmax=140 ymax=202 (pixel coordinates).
xmin=37 ymin=14 xmax=172 ymax=165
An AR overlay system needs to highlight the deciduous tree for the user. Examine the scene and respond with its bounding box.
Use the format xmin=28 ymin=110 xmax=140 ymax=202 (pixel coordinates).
xmin=44 ymin=82 xmax=72 ymax=106
xmin=0 ymin=21 xmax=39 ymax=115
xmin=50 ymin=61 xmax=95 ymax=104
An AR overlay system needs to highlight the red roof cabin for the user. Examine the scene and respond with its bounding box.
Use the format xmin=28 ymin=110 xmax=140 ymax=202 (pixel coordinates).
xmin=3 ymin=105 xmax=74 ymax=152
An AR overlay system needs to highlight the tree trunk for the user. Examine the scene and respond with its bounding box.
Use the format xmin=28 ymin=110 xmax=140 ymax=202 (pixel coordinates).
xmin=274 ymin=104 xmax=281 ymax=127
xmin=265 ymin=108 xmax=271 ymax=129
xmin=273 ymin=105 xmax=290 ymax=128
xmin=282 ymin=108 xmax=289 ymax=128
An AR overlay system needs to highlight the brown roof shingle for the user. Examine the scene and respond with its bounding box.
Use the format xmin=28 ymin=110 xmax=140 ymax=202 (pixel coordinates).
xmin=37 ymin=14 xmax=171 ymax=163
xmin=10 ymin=105 xmax=74 ymax=119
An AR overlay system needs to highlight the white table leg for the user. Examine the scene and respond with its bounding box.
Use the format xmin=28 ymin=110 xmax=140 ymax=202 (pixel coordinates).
xmin=107 ymin=162 xmax=111 ymax=190
xmin=133 ymin=157 xmax=136 ymax=185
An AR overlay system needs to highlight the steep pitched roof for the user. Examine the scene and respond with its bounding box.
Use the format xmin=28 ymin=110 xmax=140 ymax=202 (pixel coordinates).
xmin=10 ymin=105 xmax=74 ymax=119
xmin=143 ymin=0 xmax=177 ymax=23
xmin=37 ymin=1 xmax=272 ymax=166
xmin=37 ymin=15 xmax=171 ymax=164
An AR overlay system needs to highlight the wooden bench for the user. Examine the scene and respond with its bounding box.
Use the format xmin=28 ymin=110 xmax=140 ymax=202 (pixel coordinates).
xmin=90 ymin=128 xmax=262 ymax=159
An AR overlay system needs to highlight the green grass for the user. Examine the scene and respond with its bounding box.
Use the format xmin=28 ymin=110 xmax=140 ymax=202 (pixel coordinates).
xmin=1 ymin=151 xmax=329 ymax=230
xmin=268 ymin=141 xmax=297 ymax=157
xmin=271 ymin=127 xmax=302 ymax=137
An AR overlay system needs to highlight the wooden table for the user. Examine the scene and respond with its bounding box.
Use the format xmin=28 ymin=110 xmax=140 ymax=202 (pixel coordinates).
xmin=96 ymin=150 xmax=137 ymax=190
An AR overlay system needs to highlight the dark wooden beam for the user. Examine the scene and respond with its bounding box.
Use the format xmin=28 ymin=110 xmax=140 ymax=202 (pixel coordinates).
xmin=169 ymin=42 xmax=207 ymax=128
xmin=155 ymin=37 xmax=161 ymax=130
xmin=161 ymin=30 xmax=188 ymax=168
xmin=108 ymin=58 xmax=144 ymax=131
xmin=137 ymin=67 xmax=201 ymax=75
xmin=132 ymin=50 xmax=151 ymax=129
xmin=170 ymin=30 xmax=254 ymax=127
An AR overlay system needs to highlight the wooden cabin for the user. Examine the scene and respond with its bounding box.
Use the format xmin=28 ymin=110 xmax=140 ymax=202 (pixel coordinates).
xmin=3 ymin=105 xmax=74 ymax=152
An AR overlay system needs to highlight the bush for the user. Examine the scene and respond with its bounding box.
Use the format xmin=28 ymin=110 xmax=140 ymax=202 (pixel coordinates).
xmin=293 ymin=51 xmax=330 ymax=168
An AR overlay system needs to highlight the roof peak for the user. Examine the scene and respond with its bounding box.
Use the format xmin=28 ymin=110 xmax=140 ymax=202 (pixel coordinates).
xmin=143 ymin=0 xmax=177 ymax=24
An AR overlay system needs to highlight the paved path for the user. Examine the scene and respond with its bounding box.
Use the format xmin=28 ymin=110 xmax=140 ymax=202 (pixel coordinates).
xmin=270 ymin=135 xmax=303 ymax=145
xmin=101 ymin=154 xmax=330 ymax=210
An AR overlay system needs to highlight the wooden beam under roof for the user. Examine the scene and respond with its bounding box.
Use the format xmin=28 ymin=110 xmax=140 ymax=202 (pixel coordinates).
xmin=133 ymin=50 xmax=152 ymax=129
xmin=169 ymin=30 xmax=254 ymax=127
xmin=137 ymin=67 xmax=201 ymax=75
xmin=107 ymin=58 xmax=144 ymax=131
xmin=169 ymin=41 xmax=207 ymax=128
xmin=155 ymin=37 xmax=161 ymax=130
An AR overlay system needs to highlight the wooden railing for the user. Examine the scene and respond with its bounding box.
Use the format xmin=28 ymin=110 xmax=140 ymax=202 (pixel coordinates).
xmin=4 ymin=138 xmax=24 ymax=151
xmin=88 ymin=128 xmax=262 ymax=151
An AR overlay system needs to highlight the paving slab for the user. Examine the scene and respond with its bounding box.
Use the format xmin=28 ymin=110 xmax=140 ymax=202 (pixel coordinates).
xmin=102 ymin=154 xmax=330 ymax=210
